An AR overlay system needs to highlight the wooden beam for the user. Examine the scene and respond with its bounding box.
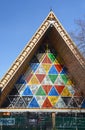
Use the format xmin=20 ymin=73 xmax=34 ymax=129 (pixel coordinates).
xmin=0 ymin=108 xmax=85 ymax=113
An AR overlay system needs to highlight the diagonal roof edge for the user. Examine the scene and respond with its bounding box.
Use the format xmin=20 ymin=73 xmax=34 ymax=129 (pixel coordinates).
xmin=0 ymin=11 xmax=85 ymax=91
xmin=53 ymin=20 xmax=85 ymax=68
xmin=0 ymin=12 xmax=51 ymax=90
xmin=49 ymin=12 xmax=85 ymax=67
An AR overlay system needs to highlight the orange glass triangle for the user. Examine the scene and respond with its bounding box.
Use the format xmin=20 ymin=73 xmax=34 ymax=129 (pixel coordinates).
xmin=42 ymin=85 xmax=52 ymax=94
xmin=42 ymin=97 xmax=52 ymax=108
xmin=54 ymin=64 xmax=63 ymax=73
xmin=36 ymin=74 xmax=45 ymax=83
xmin=55 ymin=85 xmax=65 ymax=94
xmin=42 ymin=55 xmax=52 ymax=64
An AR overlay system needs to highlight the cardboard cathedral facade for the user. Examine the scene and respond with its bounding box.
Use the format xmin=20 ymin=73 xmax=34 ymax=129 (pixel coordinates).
xmin=0 ymin=11 xmax=85 ymax=112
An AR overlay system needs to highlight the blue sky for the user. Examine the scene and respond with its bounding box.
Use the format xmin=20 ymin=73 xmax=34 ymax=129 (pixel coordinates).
xmin=0 ymin=0 xmax=85 ymax=79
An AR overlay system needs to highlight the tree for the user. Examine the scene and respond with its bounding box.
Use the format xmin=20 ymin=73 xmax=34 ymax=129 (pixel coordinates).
xmin=70 ymin=18 xmax=85 ymax=57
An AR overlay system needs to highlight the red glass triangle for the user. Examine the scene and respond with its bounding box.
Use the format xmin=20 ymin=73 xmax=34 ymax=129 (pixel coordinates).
xmin=42 ymin=55 xmax=52 ymax=64
xmin=42 ymin=97 xmax=52 ymax=108
xmin=36 ymin=74 xmax=45 ymax=83
xmin=42 ymin=85 xmax=52 ymax=94
xmin=55 ymin=85 xmax=65 ymax=94
xmin=54 ymin=64 xmax=63 ymax=73
xmin=26 ymin=74 xmax=33 ymax=82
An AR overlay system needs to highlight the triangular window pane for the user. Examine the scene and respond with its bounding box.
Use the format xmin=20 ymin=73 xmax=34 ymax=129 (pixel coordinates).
xmin=42 ymin=97 xmax=52 ymax=108
xmin=55 ymin=97 xmax=66 ymax=108
xmin=42 ymin=85 xmax=52 ymax=94
xmin=30 ymin=63 xmax=39 ymax=72
xmin=22 ymin=86 xmax=33 ymax=96
xmin=28 ymin=97 xmax=39 ymax=108
xmin=48 ymin=87 xmax=59 ymax=96
xmin=36 ymin=86 xmax=46 ymax=96
xmin=48 ymin=53 xmax=56 ymax=62
xmin=42 ymin=55 xmax=52 ymax=64
xmin=36 ymin=96 xmax=46 ymax=107
xmin=48 ymin=65 xmax=58 ymax=74
xmin=49 ymin=74 xmax=58 ymax=83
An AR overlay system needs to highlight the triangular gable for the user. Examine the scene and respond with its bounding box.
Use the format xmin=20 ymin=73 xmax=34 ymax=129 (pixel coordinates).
xmin=0 ymin=11 xmax=85 ymax=107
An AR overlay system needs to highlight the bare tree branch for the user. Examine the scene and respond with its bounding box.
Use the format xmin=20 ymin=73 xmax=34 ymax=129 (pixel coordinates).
xmin=69 ymin=18 xmax=85 ymax=57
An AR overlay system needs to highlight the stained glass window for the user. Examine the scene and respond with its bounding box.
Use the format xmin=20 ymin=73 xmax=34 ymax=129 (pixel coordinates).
xmin=4 ymin=43 xmax=85 ymax=109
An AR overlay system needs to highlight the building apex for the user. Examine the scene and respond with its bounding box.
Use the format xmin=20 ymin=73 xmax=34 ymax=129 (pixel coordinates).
xmin=47 ymin=11 xmax=56 ymax=21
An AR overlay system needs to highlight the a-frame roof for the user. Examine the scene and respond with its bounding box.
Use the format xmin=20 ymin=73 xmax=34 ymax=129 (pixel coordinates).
xmin=0 ymin=11 xmax=85 ymax=107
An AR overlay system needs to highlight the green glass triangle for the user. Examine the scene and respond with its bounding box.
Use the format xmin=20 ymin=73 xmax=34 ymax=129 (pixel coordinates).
xmin=48 ymin=53 xmax=56 ymax=62
xmin=49 ymin=74 xmax=58 ymax=83
xmin=36 ymin=86 xmax=46 ymax=96
xmin=60 ymin=74 xmax=68 ymax=84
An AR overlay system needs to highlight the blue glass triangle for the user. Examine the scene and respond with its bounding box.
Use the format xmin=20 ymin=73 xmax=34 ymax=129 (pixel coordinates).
xmin=22 ymin=86 xmax=33 ymax=96
xmin=81 ymin=100 xmax=85 ymax=108
xmin=16 ymin=76 xmax=26 ymax=84
xmin=28 ymin=97 xmax=39 ymax=108
xmin=60 ymin=67 xmax=67 ymax=74
xmin=48 ymin=87 xmax=59 ymax=96
xmin=48 ymin=65 xmax=58 ymax=74
xmin=30 ymin=63 xmax=39 ymax=72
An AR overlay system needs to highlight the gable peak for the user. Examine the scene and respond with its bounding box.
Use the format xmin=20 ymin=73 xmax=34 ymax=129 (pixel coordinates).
xmin=47 ymin=11 xmax=56 ymax=21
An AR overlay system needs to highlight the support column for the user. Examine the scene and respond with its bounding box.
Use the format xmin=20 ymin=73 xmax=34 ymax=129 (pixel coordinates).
xmin=52 ymin=112 xmax=56 ymax=129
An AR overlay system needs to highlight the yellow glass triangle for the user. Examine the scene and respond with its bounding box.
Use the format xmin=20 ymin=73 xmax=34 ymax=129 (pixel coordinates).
xmin=61 ymin=87 xmax=72 ymax=97
xmin=66 ymin=79 xmax=73 ymax=85
xmin=48 ymin=96 xmax=59 ymax=106
xmin=28 ymin=75 xmax=39 ymax=85
xmin=42 ymin=64 xmax=51 ymax=73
